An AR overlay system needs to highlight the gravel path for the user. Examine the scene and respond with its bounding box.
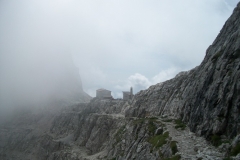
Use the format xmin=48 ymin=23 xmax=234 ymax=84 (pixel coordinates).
xmin=162 ymin=120 xmax=224 ymax=160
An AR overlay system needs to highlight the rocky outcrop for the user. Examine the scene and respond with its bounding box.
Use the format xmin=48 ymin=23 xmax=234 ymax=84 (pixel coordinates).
xmin=0 ymin=98 xmax=238 ymax=160
xmin=107 ymin=117 xmax=177 ymax=160
xmin=49 ymin=99 xmax=129 ymax=155
xmin=0 ymin=99 xmax=127 ymax=160
xmin=126 ymin=2 xmax=240 ymax=140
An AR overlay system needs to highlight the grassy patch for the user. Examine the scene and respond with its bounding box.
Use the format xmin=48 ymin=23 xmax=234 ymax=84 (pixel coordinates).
xmin=115 ymin=125 xmax=125 ymax=143
xmin=210 ymin=135 xmax=230 ymax=147
xmin=148 ymin=120 xmax=157 ymax=135
xmin=162 ymin=119 xmax=173 ymax=122
xmin=174 ymin=119 xmax=186 ymax=130
xmin=223 ymin=157 xmax=233 ymax=160
xmin=132 ymin=117 xmax=157 ymax=140
xmin=170 ymin=141 xmax=178 ymax=155
xmin=163 ymin=155 xmax=181 ymax=160
xmin=230 ymin=143 xmax=240 ymax=156
xmin=148 ymin=132 xmax=169 ymax=149
xmin=222 ymin=139 xmax=231 ymax=144
xmin=133 ymin=117 xmax=159 ymax=135
xmin=149 ymin=117 xmax=158 ymax=120
xmin=211 ymin=134 xmax=222 ymax=147
xmin=133 ymin=118 xmax=145 ymax=125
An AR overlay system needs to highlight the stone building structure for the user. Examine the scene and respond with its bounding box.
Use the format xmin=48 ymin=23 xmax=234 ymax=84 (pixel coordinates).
xmin=96 ymin=88 xmax=113 ymax=99
xmin=123 ymin=87 xmax=133 ymax=100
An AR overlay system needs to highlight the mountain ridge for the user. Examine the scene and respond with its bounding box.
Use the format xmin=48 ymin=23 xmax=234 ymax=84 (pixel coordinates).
xmin=126 ymin=1 xmax=240 ymax=139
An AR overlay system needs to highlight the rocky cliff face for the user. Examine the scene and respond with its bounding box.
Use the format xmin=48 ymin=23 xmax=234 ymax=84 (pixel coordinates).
xmin=1 ymin=2 xmax=240 ymax=160
xmin=0 ymin=99 xmax=231 ymax=160
xmin=126 ymin=2 xmax=240 ymax=139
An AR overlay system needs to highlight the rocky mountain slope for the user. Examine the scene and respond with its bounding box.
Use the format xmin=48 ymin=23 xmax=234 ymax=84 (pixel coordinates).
xmin=1 ymin=2 xmax=240 ymax=160
xmin=126 ymin=2 xmax=240 ymax=139
xmin=0 ymin=99 xmax=235 ymax=160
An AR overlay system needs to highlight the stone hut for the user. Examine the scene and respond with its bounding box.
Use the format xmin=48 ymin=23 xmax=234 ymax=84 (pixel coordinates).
xmin=123 ymin=87 xmax=133 ymax=100
xmin=96 ymin=88 xmax=113 ymax=99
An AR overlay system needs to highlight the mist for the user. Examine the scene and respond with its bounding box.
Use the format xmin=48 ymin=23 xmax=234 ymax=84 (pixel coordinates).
xmin=1 ymin=0 xmax=239 ymax=118
xmin=0 ymin=49 xmax=86 ymax=120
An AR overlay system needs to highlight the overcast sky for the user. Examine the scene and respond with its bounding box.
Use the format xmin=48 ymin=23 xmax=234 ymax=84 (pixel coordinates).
xmin=0 ymin=0 xmax=239 ymax=98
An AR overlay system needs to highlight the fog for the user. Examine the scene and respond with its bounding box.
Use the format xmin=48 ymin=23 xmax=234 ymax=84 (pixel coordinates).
xmin=0 ymin=48 xmax=86 ymax=120
xmin=0 ymin=0 xmax=239 ymax=118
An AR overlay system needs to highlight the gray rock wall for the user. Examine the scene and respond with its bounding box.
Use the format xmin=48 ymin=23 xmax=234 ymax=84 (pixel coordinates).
xmin=126 ymin=2 xmax=240 ymax=139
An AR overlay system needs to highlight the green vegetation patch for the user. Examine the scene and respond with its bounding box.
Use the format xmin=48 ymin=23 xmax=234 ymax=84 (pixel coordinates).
xmin=222 ymin=139 xmax=231 ymax=144
xmin=162 ymin=119 xmax=173 ymax=122
xmin=211 ymin=134 xmax=222 ymax=147
xmin=132 ymin=117 xmax=156 ymax=125
xmin=210 ymin=134 xmax=231 ymax=147
xmin=115 ymin=125 xmax=126 ymax=143
xmin=148 ymin=132 xmax=169 ymax=149
xmin=132 ymin=118 xmax=145 ymax=125
xmin=170 ymin=141 xmax=178 ymax=155
xmin=230 ymin=143 xmax=240 ymax=156
xmin=174 ymin=119 xmax=186 ymax=130
xmin=163 ymin=155 xmax=181 ymax=160
xmin=133 ymin=117 xmax=160 ymax=135
xmin=148 ymin=120 xmax=157 ymax=135
xmin=149 ymin=117 xmax=158 ymax=120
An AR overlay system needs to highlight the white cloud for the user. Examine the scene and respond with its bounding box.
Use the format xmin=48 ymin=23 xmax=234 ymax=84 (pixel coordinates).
xmin=151 ymin=68 xmax=179 ymax=85
xmin=128 ymin=73 xmax=152 ymax=89
xmin=114 ymin=67 xmax=179 ymax=98
xmin=115 ymin=73 xmax=150 ymax=92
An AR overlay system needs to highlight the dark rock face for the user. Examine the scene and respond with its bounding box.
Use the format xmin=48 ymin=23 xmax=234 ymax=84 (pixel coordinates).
xmin=126 ymin=2 xmax=240 ymax=139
